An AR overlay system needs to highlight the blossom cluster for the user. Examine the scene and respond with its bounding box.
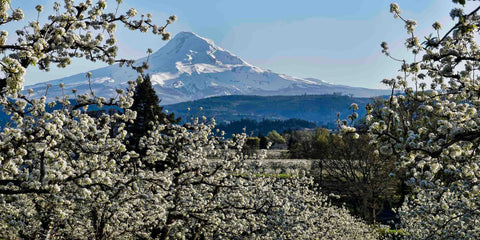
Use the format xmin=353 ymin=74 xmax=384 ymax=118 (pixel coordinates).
xmin=0 ymin=81 xmax=379 ymax=239
xmin=0 ymin=1 xmax=380 ymax=239
xmin=368 ymin=2 xmax=480 ymax=238
xmin=0 ymin=0 xmax=176 ymax=95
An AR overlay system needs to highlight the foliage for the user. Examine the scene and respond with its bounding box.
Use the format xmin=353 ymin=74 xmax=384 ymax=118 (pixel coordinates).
xmin=290 ymin=127 xmax=400 ymax=223
xmin=215 ymin=118 xmax=316 ymax=138
xmin=126 ymin=74 xmax=179 ymax=153
xmin=0 ymin=1 xmax=379 ymax=239
xmin=286 ymin=129 xmax=316 ymax=159
xmin=258 ymin=132 xmax=268 ymax=149
xmin=366 ymin=1 xmax=480 ymax=238
xmin=0 ymin=0 xmax=175 ymax=96
xmin=266 ymin=130 xmax=286 ymax=145
xmin=242 ymin=136 xmax=260 ymax=156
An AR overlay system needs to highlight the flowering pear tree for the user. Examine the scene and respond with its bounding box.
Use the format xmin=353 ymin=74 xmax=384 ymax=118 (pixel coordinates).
xmin=0 ymin=0 xmax=176 ymax=96
xmin=0 ymin=1 xmax=380 ymax=239
xmin=0 ymin=89 xmax=379 ymax=238
xmin=370 ymin=1 xmax=480 ymax=238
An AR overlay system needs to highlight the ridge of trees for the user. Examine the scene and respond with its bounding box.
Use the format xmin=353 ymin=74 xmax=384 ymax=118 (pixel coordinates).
xmin=215 ymin=118 xmax=316 ymax=138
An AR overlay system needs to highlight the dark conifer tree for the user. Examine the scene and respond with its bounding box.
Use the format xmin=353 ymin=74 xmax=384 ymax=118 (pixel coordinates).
xmin=126 ymin=74 xmax=180 ymax=153
xmin=258 ymin=132 xmax=268 ymax=149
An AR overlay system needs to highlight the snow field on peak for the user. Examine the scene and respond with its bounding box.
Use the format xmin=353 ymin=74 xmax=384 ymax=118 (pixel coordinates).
xmin=23 ymin=31 xmax=388 ymax=105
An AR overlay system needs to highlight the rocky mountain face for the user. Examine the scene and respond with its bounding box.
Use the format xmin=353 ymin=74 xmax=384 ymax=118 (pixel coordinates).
xmin=24 ymin=32 xmax=388 ymax=105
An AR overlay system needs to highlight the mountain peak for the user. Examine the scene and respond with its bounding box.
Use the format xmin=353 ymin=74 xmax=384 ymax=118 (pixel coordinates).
xmin=165 ymin=31 xmax=216 ymax=52
xmin=24 ymin=32 xmax=389 ymax=105
xmin=150 ymin=31 xmax=247 ymax=67
xmin=172 ymin=31 xmax=215 ymax=46
xmin=175 ymin=31 xmax=200 ymax=38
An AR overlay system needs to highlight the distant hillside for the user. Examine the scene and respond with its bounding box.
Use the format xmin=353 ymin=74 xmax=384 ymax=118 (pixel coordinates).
xmin=0 ymin=99 xmax=123 ymax=129
xmin=164 ymin=94 xmax=377 ymax=127
xmin=215 ymin=118 xmax=317 ymax=138
xmin=0 ymin=94 xmax=378 ymax=130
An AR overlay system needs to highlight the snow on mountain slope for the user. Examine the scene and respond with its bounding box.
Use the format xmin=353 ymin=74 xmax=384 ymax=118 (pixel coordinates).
xmin=24 ymin=31 xmax=388 ymax=105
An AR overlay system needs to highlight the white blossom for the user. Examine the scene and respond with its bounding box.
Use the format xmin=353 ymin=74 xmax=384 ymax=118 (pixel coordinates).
xmin=371 ymin=2 xmax=480 ymax=238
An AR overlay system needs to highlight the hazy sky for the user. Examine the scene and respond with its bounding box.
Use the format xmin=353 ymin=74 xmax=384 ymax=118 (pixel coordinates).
xmin=15 ymin=0 xmax=477 ymax=88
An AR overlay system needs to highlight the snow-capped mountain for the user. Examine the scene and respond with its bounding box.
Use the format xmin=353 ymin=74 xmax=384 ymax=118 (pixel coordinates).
xmin=24 ymin=31 xmax=388 ymax=105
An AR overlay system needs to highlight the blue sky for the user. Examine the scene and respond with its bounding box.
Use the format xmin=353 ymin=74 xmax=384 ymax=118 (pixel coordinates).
xmin=18 ymin=0 xmax=476 ymax=88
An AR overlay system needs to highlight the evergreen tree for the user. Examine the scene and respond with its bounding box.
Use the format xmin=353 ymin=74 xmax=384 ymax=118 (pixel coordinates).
xmin=258 ymin=132 xmax=268 ymax=149
xmin=126 ymin=74 xmax=179 ymax=153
